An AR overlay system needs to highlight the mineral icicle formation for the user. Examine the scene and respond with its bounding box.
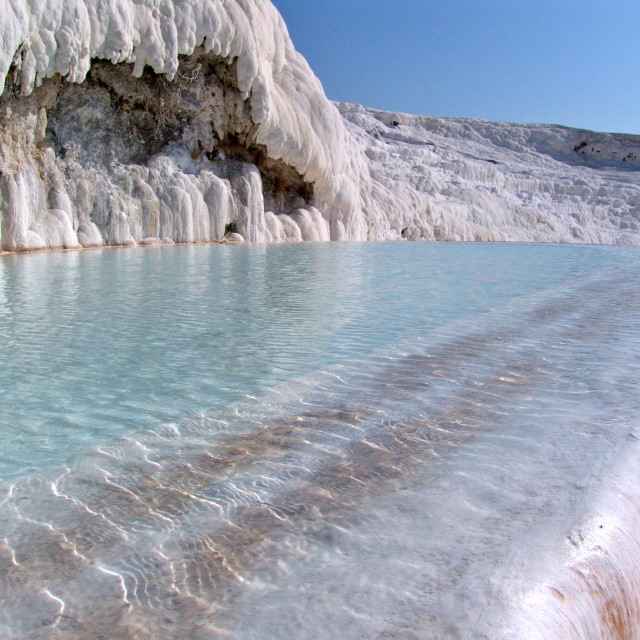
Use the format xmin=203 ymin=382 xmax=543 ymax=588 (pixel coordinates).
xmin=0 ymin=0 xmax=365 ymax=250
xmin=0 ymin=0 xmax=638 ymax=251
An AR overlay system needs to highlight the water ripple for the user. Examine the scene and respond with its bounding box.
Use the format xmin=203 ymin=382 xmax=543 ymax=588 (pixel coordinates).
xmin=0 ymin=244 xmax=639 ymax=638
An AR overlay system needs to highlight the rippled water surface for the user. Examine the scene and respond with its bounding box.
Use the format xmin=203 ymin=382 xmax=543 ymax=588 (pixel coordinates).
xmin=0 ymin=241 xmax=606 ymax=480
xmin=1 ymin=242 xmax=639 ymax=639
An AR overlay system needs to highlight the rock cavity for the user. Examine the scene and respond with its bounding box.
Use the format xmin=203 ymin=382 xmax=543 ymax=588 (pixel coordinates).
xmin=0 ymin=50 xmax=326 ymax=251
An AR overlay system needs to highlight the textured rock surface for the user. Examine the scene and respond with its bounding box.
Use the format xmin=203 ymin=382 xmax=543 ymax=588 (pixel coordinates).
xmin=342 ymin=103 xmax=640 ymax=245
xmin=0 ymin=0 xmax=363 ymax=250
xmin=0 ymin=0 xmax=638 ymax=251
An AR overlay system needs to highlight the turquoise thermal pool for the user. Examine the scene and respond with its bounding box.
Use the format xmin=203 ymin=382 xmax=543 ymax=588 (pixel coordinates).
xmin=0 ymin=242 xmax=639 ymax=639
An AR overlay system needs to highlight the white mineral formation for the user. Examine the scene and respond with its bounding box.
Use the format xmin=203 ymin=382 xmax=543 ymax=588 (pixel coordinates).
xmin=0 ymin=0 xmax=638 ymax=251
xmin=342 ymin=103 xmax=640 ymax=245
xmin=0 ymin=0 xmax=364 ymax=250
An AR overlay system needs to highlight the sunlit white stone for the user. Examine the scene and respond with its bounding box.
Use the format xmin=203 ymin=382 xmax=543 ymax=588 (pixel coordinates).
xmin=1 ymin=0 xmax=636 ymax=251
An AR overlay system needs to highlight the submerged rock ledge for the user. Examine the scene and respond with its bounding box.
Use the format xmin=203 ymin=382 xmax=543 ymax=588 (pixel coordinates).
xmin=0 ymin=0 xmax=638 ymax=251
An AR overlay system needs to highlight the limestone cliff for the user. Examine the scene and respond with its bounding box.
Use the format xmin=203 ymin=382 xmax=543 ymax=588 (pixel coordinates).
xmin=0 ymin=0 xmax=638 ymax=251
xmin=0 ymin=0 xmax=368 ymax=250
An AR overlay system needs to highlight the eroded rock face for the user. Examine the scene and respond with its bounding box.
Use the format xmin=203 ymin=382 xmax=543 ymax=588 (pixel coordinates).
xmin=0 ymin=51 xmax=326 ymax=250
xmin=0 ymin=0 xmax=357 ymax=251
xmin=0 ymin=0 xmax=638 ymax=251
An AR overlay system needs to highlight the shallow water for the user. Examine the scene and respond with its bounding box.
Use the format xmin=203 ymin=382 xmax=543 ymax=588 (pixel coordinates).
xmin=0 ymin=242 xmax=639 ymax=639
xmin=0 ymin=241 xmax=604 ymax=480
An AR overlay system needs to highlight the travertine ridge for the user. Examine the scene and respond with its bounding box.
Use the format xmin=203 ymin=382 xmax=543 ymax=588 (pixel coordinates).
xmin=0 ymin=0 xmax=638 ymax=251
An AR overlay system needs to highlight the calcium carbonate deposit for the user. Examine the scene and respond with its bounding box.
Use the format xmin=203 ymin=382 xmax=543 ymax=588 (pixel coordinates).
xmin=0 ymin=0 xmax=638 ymax=251
xmin=2 ymin=3 xmax=640 ymax=640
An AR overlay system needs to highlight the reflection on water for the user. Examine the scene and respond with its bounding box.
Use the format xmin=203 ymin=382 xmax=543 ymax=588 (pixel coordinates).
xmin=0 ymin=242 xmax=613 ymax=479
xmin=0 ymin=242 xmax=639 ymax=639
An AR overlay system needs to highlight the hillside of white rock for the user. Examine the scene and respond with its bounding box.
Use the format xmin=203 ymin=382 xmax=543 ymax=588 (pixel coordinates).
xmin=343 ymin=103 xmax=640 ymax=245
xmin=0 ymin=0 xmax=638 ymax=251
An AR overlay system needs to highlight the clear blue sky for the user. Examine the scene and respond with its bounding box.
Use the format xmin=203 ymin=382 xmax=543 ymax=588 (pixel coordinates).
xmin=271 ymin=0 xmax=640 ymax=134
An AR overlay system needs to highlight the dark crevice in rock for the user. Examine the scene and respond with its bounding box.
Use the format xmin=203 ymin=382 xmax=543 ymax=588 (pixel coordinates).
xmin=221 ymin=138 xmax=314 ymax=212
